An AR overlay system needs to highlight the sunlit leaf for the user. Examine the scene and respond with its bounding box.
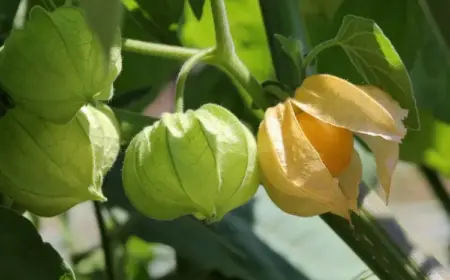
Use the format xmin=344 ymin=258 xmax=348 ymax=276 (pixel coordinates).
xmin=300 ymin=0 xmax=424 ymax=129
xmin=332 ymin=15 xmax=419 ymax=129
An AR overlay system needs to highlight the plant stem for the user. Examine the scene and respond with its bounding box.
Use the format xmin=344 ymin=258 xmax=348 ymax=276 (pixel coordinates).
xmin=302 ymin=39 xmax=337 ymax=69
xmin=122 ymin=39 xmax=205 ymax=62
xmin=420 ymin=165 xmax=450 ymax=218
xmin=93 ymin=201 xmax=115 ymax=280
xmin=210 ymin=0 xmax=235 ymax=57
xmin=175 ymin=48 xmax=215 ymax=113
xmin=122 ymin=38 xmax=269 ymax=114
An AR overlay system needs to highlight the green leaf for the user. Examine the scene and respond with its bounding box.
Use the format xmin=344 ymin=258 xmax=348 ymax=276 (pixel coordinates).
xmin=0 ymin=6 xmax=122 ymax=123
xmin=0 ymin=207 xmax=75 ymax=280
xmin=332 ymin=15 xmax=419 ymax=129
xmin=188 ymin=0 xmax=206 ymax=20
xmin=299 ymin=0 xmax=426 ymax=126
xmin=273 ymin=34 xmax=304 ymax=84
xmin=78 ymin=0 xmax=123 ymax=59
xmin=299 ymin=0 xmax=425 ymax=72
xmin=180 ymin=0 xmax=274 ymax=82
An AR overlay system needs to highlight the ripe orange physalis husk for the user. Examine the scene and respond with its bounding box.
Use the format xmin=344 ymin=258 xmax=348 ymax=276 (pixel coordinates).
xmin=257 ymin=74 xmax=408 ymax=220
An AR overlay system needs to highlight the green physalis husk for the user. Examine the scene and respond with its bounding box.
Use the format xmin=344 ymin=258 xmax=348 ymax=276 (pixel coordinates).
xmin=122 ymin=104 xmax=260 ymax=222
xmin=0 ymin=5 xmax=122 ymax=124
xmin=0 ymin=104 xmax=120 ymax=216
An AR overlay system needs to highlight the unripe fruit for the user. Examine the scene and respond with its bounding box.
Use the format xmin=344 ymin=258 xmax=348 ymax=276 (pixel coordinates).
xmin=0 ymin=6 xmax=122 ymax=124
xmin=122 ymin=104 xmax=259 ymax=222
xmin=0 ymin=104 xmax=120 ymax=216
xmin=296 ymin=112 xmax=353 ymax=177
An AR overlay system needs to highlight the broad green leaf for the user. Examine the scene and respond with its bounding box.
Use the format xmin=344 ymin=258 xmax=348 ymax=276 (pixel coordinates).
xmin=299 ymin=0 xmax=425 ymax=74
xmin=188 ymin=0 xmax=206 ymax=20
xmin=103 ymin=153 xmax=310 ymax=280
xmin=0 ymin=207 xmax=75 ymax=280
xmin=0 ymin=6 xmax=122 ymax=123
xmin=180 ymin=0 xmax=274 ymax=82
xmin=332 ymin=15 xmax=419 ymax=129
xmin=79 ymin=0 xmax=123 ymax=59
xmin=274 ymin=34 xmax=304 ymax=85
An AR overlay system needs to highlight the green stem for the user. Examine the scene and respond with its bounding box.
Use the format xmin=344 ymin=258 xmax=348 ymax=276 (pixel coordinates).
xmin=302 ymin=39 xmax=337 ymax=70
xmin=175 ymin=48 xmax=215 ymax=113
xmin=122 ymin=39 xmax=205 ymax=62
xmin=210 ymin=0 xmax=235 ymax=57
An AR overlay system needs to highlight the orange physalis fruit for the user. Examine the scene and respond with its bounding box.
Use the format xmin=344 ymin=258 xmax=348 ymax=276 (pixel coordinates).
xmin=295 ymin=112 xmax=353 ymax=177
xmin=257 ymin=74 xmax=409 ymax=220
